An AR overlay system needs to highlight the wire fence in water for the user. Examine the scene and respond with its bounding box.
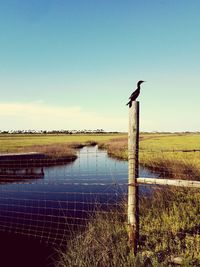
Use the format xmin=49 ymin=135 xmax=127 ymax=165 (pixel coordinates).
xmin=0 ymin=146 xmax=129 ymax=246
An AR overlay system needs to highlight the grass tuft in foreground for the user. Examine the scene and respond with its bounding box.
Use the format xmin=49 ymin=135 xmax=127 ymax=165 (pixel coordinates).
xmin=140 ymin=187 xmax=200 ymax=266
xmin=57 ymin=188 xmax=200 ymax=267
xmin=56 ymin=212 xmax=162 ymax=267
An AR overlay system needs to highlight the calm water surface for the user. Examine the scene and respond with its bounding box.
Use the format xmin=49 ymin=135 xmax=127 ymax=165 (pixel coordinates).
xmin=0 ymin=146 xmax=158 ymax=267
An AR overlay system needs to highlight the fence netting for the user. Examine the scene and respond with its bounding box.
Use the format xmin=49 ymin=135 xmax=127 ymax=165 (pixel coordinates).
xmin=0 ymin=145 xmax=128 ymax=247
xmin=0 ymin=145 xmax=199 ymax=264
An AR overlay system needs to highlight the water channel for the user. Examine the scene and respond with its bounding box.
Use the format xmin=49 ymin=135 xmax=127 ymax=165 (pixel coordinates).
xmin=0 ymin=145 xmax=158 ymax=267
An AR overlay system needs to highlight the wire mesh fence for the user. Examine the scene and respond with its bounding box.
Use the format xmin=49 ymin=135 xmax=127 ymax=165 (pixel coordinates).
xmin=0 ymin=145 xmax=128 ymax=247
xmin=0 ymin=143 xmax=199 ymax=264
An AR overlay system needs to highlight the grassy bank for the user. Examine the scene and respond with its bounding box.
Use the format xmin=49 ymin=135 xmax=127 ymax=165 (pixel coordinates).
xmin=140 ymin=187 xmax=200 ymax=266
xmin=0 ymin=134 xmax=125 ymax=152
xmin=0 ymin=133 xmax=125 ymax=162
xmin=57 ymin=187 xmax=200 ymax=266
xmin=99 ymin=133 xmax=200 ymax=180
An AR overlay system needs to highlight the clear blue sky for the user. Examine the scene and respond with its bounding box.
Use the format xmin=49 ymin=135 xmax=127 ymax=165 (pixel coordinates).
xmin=0 ymin=0 xmax=200 ymax=131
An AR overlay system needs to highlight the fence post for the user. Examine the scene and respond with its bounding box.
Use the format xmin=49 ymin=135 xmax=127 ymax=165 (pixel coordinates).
xmin=128 ymin=101 xmax=139 ymax=255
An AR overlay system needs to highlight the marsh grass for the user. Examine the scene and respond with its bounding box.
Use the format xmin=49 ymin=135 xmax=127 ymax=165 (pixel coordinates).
xmin=99 ymin=133 xmax=200 ymax=180
xmin=140 ymin=133 xmax=200 ymax=180
xmin=57 ymin=211 xmax=163 ymax=267
xmin=56 ymin=133 xmax=200 ymax=266
xmin=0 ymin=134 xmax=122 ymax=162
xmin=140 ymin=152 xmax=200 ymax=180
xmin=21 ymin=141 xmax=97 ymax=160
xmin=140 ymin=187 xmax=200 ymax=265
xmin=57 ymin=187 xmax=200 ymax=267
xmin=0 ymin=134 xmax=124 ymax=153
xmin=98 ymin=137 xmax=128 ymax=160
xmin=57 ymin=213 xmax=131 ymax=267
xmin=22 ymin=144 xmax=77 ymax=160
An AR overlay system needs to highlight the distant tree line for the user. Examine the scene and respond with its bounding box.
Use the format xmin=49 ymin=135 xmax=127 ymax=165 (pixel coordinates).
xmin=0 ymin=129 xmax=121 ymax=134
xmin=0 ymin=130 xmax=199 ymax=135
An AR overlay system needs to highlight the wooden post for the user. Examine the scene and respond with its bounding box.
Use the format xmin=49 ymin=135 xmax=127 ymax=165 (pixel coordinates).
xmin=128 ymin=101 xmax=139 ymax=255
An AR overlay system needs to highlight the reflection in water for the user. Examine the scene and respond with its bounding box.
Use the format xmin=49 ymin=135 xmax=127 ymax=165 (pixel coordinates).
xmin=0 ymin=167 xmax=44 ymax=183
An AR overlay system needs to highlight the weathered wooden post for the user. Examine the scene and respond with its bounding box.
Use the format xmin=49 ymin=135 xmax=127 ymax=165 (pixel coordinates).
xmin=128 ymin=101 xmax=139 ymax=255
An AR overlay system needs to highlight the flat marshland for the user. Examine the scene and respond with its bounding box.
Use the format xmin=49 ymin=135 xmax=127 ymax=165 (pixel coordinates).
xmin=0 ymin=133 xmax=200 ymax=266
xmin=0 ymin=133 xmax=125 ymax=161
xmin=96 ymin=133 xmax=200 ymax=266
xmin=99 ymin=133 xmax=200 ymax=180
xmin=2 ymin=133 xmax=200 ymax=178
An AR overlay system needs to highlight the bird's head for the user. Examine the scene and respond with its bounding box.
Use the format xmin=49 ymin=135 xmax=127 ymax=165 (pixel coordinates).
xmin=137 ymin=80 xmax=145 ymax=86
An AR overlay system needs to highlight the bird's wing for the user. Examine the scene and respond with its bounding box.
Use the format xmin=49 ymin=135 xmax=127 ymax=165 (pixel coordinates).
xmin=129 ymin=88 xmax=139 ymax=99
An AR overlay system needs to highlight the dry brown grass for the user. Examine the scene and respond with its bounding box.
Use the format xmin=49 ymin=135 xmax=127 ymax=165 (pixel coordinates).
xmin=14 ymin=143 xmax=76 ymax=159
xmin=98 ymin=137 xmax=128 ymax=160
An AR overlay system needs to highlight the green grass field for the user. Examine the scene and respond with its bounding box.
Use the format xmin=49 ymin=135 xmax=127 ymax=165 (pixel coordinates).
xmin=139 ymin=133 xmax=200 ymax=180
xmin=140 ymin=132 xmax=200 ymax=151
xmin=0 ymin=134 xmax=125 ymax=153
xmin=98 ymin=133 xmax=200 ymax=180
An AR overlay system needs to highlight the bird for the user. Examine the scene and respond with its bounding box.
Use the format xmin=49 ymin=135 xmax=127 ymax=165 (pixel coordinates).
xmin=126 ymin=80 xmax=145 ymax=108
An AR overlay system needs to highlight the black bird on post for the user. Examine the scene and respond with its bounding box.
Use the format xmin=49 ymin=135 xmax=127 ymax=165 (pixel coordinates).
xmin=126 ymin=80 xmax=145 ymax=108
